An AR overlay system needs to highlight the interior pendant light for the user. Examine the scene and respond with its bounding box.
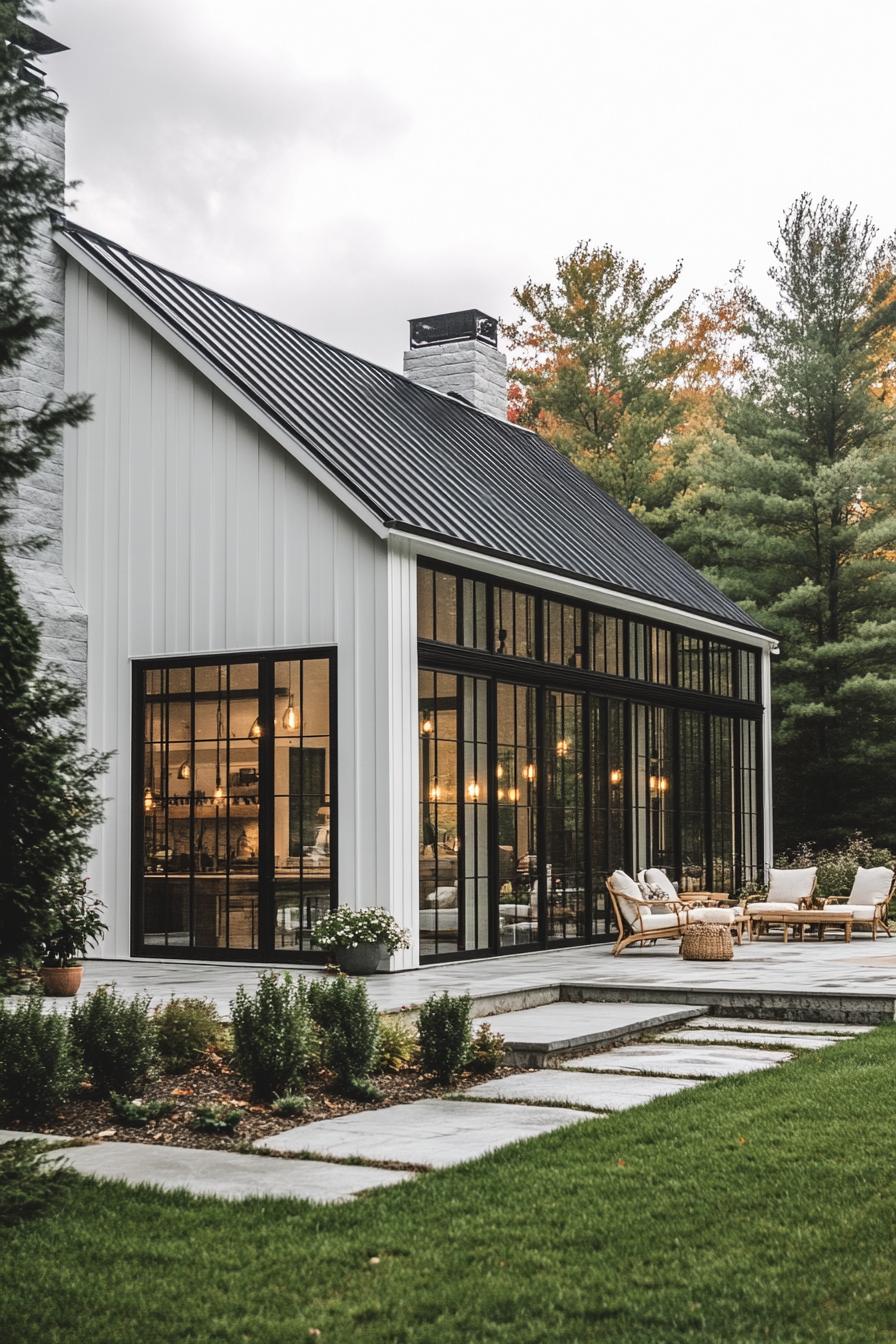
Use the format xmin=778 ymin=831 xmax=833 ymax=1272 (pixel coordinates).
xmin=282 ymin=663 xmax=300 ymax=732
xmin=248 ymin=715 xmax=263 ymax=741
xmin=143 ymin=786 xmax=155 ymax=814
xmin=466 ymin=780 xmax=481 ymax=801
xmin=177 ymin=757 xmax=191 ymax=780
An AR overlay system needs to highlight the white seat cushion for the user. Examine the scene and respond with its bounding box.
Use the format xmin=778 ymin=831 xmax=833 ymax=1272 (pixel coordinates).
xmin=638 ymin=910 xmax=681 ymax=934
xmin=685 ymin=906 xmax=738 ymax=925
xmin=748 ymin=902 xmax=804 ymax=915
xmin=767 ymin=867 xmax=816 ymax=903
xmin=825 ymin=904 xmax=877 ymax=921
xmin=849 ymin=866 xmax=893 ymax=904
xmin=425 ymin=885 xmax=458 ymax=909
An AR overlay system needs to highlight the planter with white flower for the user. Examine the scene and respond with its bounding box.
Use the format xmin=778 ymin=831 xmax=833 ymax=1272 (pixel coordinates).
xmin=312 ymin=907 xmax=409 ymax=975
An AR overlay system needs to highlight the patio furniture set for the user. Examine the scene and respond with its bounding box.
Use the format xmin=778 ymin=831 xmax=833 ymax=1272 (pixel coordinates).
xmin=606 ymin=865 xmax=895 ymax=958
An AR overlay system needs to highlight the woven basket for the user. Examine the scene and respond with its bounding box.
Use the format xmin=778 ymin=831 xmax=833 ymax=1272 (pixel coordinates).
xmin=681 ymin=921 xmax=733 ymax=962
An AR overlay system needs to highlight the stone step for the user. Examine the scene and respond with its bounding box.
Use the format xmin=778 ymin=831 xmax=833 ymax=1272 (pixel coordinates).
xmin=257 ymin=1098 xmax=593 ymax=1169
xmin=660 ymin=1027 xmax=846 ymax=1050
xmin=477 ymin=1000 xmax=706 ymax=1066
xmin=46 ymin=1142 xmax=411 ymax=1203
xmin=687 ymin=1016 xmax=873 ymax=1036
xmin=462 ymin=1069 xmax=700 ymax=1111
xmin=563 ymin=1043 xmax=792 ymax=1079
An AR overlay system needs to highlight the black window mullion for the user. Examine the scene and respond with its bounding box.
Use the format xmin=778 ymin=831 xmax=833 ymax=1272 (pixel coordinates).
xmin=257 ymin=657 xmax=275 ymax=960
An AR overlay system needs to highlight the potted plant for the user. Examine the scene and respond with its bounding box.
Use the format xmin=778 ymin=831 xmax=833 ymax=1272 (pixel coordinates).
xmin=312 ymin=906 xmax=409 ymax=975
xmin=39 ymin=880 xmax=107 ymax=996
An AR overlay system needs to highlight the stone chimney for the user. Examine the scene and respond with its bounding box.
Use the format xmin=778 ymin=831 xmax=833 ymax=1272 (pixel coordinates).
xmin=0 ymin=24 xmax=87 ymax=696
xmin=403 ymin=310 xmax=507 ymax=418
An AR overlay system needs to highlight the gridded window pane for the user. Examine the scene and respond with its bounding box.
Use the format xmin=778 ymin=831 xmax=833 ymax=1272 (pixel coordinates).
xmin=462 ymin=578 xmax=488 ymax=650
xmin=679 ymin=710 xmax=707 ymax=891
xmin=631 ymin=704 xmax=674 ymax=875
xmin=139 ymin=654 xmax=333 ymax=956
xmin=494 ymin=587 xmax=536 ymax=658
xmin=590 ymin=613 xmax=625 ymax=677
xmin=434 ymin=570 xmax=459 ymax=644
xmin=739 ymin=719 xmax=760 ymax=886
xmin=496 ymin=682 xmax=539 ymax=947
xmin=709 ymin=642 xmax=734 ymax=696
xmin=417 ymin=565 xmax=435 ymax=641
xmin=630 ymin=622 xmax=672 ymax=684
xmin=462 ymin=677 xmax=490 ymax=952
xmin=676 ymin=633 xmax=704 ymax=692
xmin=545 ymin=691 xmax=585 ymax=940
xmin=590 ymin=697 xmax=625 ymax=936
xmin=544 ymin=601 xmax=583 ymax=668
xmin=419 ymin=670 xmax=461 ymax=958
xmin=738 ymin=648 xmax=758 ymax=701
xmin=710 ymin=716 xmax=735 ymax=889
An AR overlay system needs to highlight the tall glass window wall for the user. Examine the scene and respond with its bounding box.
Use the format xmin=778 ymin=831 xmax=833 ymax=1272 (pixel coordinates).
xmin=135 ymin=651 xmax=335 ymax=960
xmin=417 ymin=562 xmax=763 ymax=960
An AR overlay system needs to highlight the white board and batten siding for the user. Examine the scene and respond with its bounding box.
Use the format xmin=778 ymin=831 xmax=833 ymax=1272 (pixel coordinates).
xmin=62 ymin=262 xmax=420 ymax=962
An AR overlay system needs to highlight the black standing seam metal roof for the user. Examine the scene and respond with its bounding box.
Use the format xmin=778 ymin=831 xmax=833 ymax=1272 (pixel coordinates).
xmin=58 ymin=220 xmax=763 ymax=635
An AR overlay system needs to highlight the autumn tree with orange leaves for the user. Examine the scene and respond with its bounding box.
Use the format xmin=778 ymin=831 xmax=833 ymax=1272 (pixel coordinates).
xmin=504 ymin=242 xmax=734 ymax=511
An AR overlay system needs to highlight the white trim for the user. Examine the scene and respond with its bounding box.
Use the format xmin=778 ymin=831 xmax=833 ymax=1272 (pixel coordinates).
xmin=402 ymin=534 xmax=779 ymax=650
xmin=760 ymin=645 xmax=774 ymax=873
xmin=55 ymin=231 xmax=391 ymax=543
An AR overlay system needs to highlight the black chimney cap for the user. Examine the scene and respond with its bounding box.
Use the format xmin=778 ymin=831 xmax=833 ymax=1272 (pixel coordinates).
xmin=409 ymin=310 xmax=498 ymax=349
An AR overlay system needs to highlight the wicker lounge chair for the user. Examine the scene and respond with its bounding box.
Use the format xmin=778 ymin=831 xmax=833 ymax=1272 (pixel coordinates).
xmin=823 ymin=866 xmax=895 ymax=939
xmin=744 ymin=867 xmax=817 ymax=935
xmin=638 ymin=868 xmax=747 ymax=944
xmin=606 ymin=869 xmax=687 ymax=955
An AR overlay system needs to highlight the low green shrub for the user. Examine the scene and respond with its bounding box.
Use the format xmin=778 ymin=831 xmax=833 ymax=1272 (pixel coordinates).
xmin=0 ymin=999 xmax=78 ymax=1123
xmin=308 ymin=976 xmax=381 ymax=1096
xmin=154 ymin=998 xmax=221 ymax=1072
xmin=108 ymin=1093 xmax=175 ymax=1127
xmin=270 ymin=1093 xmax=310 ymax=1117
xmin=191 ymin=1103 xmax=242 ymax=1134
xmin=69 ymin=986 xmax=157 ymax=1097
xmin=778 ymin=833 xmax=894 ymax=901
xmin=374 ymin=1015 xmax=418 ymax=1072
xmin=417 ymin=991 xmax=471 ymax=1084
xmin=0 ymin=1140 xmax=75 ymax=1226
xmin=230 ymin=972 xmax=313 ymax=1102
xmin=469 ymin=1022 xmax=506 ymax=1074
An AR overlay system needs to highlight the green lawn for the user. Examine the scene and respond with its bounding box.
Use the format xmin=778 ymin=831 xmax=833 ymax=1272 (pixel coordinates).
xmin=4 ymin=1028 xmax=896 ymax=1344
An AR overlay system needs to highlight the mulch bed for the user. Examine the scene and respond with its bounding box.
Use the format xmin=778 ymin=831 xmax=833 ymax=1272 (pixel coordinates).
xmin=6 ymin=1051 xmax=515 ymax=1152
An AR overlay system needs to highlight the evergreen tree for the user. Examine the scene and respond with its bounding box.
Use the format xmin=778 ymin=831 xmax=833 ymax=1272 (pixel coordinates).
xmin=664 ymin=196 xmax=896 ymax=847
xmin=504 ymin=241 xmax=695 ymax=510
xmin=0 ymin=3 xmax=107 ymax=968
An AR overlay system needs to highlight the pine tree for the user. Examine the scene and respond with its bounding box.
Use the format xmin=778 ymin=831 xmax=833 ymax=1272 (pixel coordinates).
xmin=665 ymin=196 xmax=896 ymax=847
xmin=0 ymin=3 xmax=107 ymax=968
xmin=504 ymin=241 xmax=695 ymax=510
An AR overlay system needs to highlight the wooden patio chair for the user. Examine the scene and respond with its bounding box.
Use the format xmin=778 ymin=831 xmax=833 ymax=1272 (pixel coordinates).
xmin=606 ymin=870 xmax=686 ymax=956
xmin=637 ymin=868 xmax=747 ymax=944
xmin=823 ymin=866 xmax=895 ymax=940
xmin=743 ymin=867 xmax=817 ymax=936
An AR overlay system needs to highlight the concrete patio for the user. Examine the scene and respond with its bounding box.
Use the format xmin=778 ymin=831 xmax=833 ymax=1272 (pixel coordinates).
xmin=37 ymin=932 xmax=896 ymax=1020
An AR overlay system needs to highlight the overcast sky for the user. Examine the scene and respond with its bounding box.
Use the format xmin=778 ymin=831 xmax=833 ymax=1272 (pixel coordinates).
xmin=45 ymin=0 xmax=896 ymax=370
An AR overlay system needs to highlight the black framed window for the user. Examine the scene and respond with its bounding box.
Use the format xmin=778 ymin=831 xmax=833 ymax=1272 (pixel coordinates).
xmin=135 ymin=650 xmax=336 ymax=961
xmin=416 ymin=558 xmax=765 ymax=961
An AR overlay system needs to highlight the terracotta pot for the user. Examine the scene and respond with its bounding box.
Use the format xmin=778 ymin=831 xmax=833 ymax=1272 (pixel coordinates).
xmin=335 ymin=941 xmax=388 ymax=976
xmin=39 ymin=964 xmax=84 ymax=996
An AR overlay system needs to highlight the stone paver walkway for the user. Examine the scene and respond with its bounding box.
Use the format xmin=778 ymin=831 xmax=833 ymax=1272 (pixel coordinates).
xmin=460 ymin=1069 xmax=701 ymax=1110
xmin=257 ymin=1098 xmax=594 ymax=1167
xmin=46 ymin=1142 xmax=411 ymax=1202
xmin=473 ymin=1000 xmax=703 ymax=1063
xmin=564 ymin=1043 xmax=791 ymax=1078
xmin=687 ymin=1016 xmax=872 ymax=1036
xmin=662 ymin=1027 xmax=845 ymax=1050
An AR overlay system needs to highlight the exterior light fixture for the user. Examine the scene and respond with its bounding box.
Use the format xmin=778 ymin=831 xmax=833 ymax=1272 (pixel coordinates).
xmin=495 ymin=763 xmax=504 ymax=779
xmin=496 ymin=787 xmax=506 ymax=802
xmin=143 ymin=787 xmax=155 ymax=814
xmin=507 ymin=786 xmax=520 ymax=803
xmin=429 ymin=779 xmax=441 ymax=803
xmin=421 ymin=715 xmax=434 ymax=735
xmin=658 ymin=775 xmax=669 ymax=794
xmin=248 ymin=716 xmax=262 ymax=741
xmin=282 ymin=697 xmax=300 ymax=733
xmin=466 ymin=780 xmax=481 ymax=801
xmin=523 ymin=762 xmax=536 ymax=783
xmin=556 ymin=738 xmax=570 ymax=758
xmin=609 ymin=767 xmax=623 ymax=787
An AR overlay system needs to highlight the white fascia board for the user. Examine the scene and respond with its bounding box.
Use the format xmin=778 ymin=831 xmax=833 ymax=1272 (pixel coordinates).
xmin=397 ymin=533 xmax=779 ymax=652
xmin=56 ymin=232 xmax=391 ymax=543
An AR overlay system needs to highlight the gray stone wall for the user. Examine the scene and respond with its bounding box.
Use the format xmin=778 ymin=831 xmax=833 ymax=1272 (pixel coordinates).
xmin=0 ymin=104 xmax=87 ymax=696
xmin=403 ymin=339 xmax=507 ymax=419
